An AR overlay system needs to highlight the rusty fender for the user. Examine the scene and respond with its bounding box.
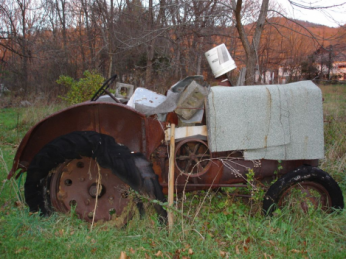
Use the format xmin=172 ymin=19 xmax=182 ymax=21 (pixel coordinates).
xmin=8 ymin=102 xmax=165 ymax=179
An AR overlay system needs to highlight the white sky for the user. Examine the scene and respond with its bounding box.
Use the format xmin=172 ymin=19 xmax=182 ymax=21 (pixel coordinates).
xmin=274 ymin=0 xmax=346 ymax=27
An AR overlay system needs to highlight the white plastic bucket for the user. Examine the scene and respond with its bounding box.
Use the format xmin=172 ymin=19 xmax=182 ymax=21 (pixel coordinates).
xmin=205 ymin=44 xmax=237 ymax=78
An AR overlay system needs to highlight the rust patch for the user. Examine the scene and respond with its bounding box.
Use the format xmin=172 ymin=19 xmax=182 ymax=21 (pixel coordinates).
xmin=50 ymin=157 xmax=133 ymax=223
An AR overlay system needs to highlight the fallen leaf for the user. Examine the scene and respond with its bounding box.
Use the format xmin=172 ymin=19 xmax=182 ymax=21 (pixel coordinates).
xmin=91 ymin=239 xmax=96 ymax=244
xmin=15 ymin=247 xmax=29 ymax=254
xmin=14 ymin=201 xmax=22 ymax=207
xmin=151 ymin=240 xmax=156 ymax=247
xmin=145 ymin=253 xmax=151 ymax=259
xmin=91 ymin=248 xmax=97 ymax=254
xmin=155 ymin=250 xmax=163 ymax=257
xmin=268 ymin=240 xmax=275 ymax=246
xmin=245 ymin=237 xmax=251 ymax=244
xmin=235 ymin=245 xmax=240 ymax=255
xmin=173 ymin=249 xmax=180 ymax=259
xmin=264 ymin=253 xmax=273 ymax=259
xmin=243 ymin=245 xmax=248 ymax=253
xmin=55 ymin=230 xmax=64 ymax=237
xmin=129 ymin=247 xmax=135 ymax=254
xmin=182 ymin=257 xmax=190 ymax=259
xmin=220 ymin=250 xmax=227 ymax=257
xmin=290 ymin=249 xmax=306 ymax=254
xmin=119 ymin=251 xmax=127 ymax=259
xmin=188 ymin=248 xmax=193 ymax=255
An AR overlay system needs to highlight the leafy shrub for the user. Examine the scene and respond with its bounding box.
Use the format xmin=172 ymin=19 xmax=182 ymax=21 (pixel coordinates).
xmin=57 ymin=71 xmax=104 ymax=105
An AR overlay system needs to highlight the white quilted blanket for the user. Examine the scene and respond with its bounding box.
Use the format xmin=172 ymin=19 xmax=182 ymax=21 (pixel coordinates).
xmin=206 ymin=81 xmax=324 ymax=160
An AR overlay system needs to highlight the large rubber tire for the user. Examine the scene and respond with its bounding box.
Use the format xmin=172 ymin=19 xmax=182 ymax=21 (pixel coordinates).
xmin=25 ymin=131 xmax=167 ymax=221
xmin=263 ymin=166 xmax=344 ymax=216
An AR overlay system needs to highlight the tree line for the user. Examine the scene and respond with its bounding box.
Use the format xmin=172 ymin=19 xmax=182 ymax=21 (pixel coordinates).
xmin=0 ymin=0 xmax=345 ymax=98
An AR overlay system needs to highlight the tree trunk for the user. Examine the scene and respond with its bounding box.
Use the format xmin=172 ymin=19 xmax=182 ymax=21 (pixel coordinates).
xmin=19 ymin=0 xmax=28 ymax=94
xmin=232 ymin=0 xmax=269 ymax=85
xmin=174 ymin=46 xmax=181 ymax=79
xmin=145 ymin=0 xmax=154 ymax=84
xmin=146 ymin=44 xmax=154 ymax=84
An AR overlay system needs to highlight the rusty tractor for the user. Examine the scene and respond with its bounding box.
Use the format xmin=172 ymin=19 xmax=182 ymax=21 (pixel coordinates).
xmin=8 ymin=74 xmax=344 ymax=224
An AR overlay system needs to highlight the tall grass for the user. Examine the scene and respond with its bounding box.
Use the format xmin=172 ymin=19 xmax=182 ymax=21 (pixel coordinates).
xmin=0 ymin=101 xmax=67 ymax=146
xmin=320 ymin=85 xmax=346 ymax=189
xmin=0 ymin=85 xmax=345 ymax=258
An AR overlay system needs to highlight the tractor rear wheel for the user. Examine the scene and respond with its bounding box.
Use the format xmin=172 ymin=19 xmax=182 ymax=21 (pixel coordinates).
xmin=25 ymin=131 xmax=166 ymax=224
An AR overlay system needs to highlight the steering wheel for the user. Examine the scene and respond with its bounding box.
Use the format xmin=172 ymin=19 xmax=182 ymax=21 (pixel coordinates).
xmin=90 ymin=74 xmax=119 ymax=102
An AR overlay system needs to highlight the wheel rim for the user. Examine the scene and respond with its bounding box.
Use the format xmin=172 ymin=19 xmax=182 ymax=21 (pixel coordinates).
xmin=278 ymin=181 xmax=332 ymax=213
xmin=50 ymin=156 xmax=133 ymax=223
xmin=175 ymin=139 xmax=211 ymax=177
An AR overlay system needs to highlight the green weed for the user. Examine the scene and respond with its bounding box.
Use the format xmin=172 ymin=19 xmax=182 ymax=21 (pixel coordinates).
xmin=57 ymin=70 xmax=105 ymax=105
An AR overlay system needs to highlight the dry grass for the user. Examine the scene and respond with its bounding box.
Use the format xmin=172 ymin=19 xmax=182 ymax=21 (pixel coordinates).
xmin=19 ymin=102 xmax=67 ymax=128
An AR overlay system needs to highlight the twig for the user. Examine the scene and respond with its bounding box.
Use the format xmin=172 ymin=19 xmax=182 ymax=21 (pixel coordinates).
xmin=90 ymin=160 xmax=102 ymax=232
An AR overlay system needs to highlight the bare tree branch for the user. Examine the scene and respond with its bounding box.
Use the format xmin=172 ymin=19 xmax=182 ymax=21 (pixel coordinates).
xmin=289 ymin=1 xmax=346 ymax=10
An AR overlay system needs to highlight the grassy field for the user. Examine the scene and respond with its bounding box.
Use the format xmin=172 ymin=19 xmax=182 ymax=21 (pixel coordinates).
xmin=0 ymin=85 xmax=345 ymax=258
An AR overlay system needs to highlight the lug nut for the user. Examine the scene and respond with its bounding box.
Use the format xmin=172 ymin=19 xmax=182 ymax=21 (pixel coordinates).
xmin=57 ymin=191 xmax=67 ymax=200
xmin=62 ymin=167 xmax=71 ymax=174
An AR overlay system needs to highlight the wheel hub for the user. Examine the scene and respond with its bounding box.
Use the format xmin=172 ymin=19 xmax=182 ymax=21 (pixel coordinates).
xmin=88 ymin=183 xmax=105 ymax=198
xmin=279 ymin=181 xmax=332 ymax=213
xmin=50 ymin=157 xmax=133 ymax=223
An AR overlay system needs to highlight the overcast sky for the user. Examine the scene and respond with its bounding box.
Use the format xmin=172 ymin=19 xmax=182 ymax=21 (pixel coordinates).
xmin=275 ymin=0 xmax=346 ymax=27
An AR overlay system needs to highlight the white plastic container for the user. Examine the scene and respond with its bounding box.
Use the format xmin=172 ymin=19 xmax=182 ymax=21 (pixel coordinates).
xmin=127 ymin=87 xmax=166 ymax=109
xmin=205 ymin=44 xmax=237 ymax=78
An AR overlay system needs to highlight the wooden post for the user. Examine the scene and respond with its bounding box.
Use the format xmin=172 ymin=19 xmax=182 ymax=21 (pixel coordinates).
xmin=168 ymin=123 xmax=175 ymax=230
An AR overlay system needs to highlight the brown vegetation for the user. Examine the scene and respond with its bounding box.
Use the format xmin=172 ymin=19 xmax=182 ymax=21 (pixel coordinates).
xmin=0 ymin=0 xmax=345 ymax=100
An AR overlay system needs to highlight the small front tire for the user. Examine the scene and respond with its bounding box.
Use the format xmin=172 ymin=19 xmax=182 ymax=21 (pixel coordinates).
xmin=263 ymin=166 xmax=344 ymax=216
